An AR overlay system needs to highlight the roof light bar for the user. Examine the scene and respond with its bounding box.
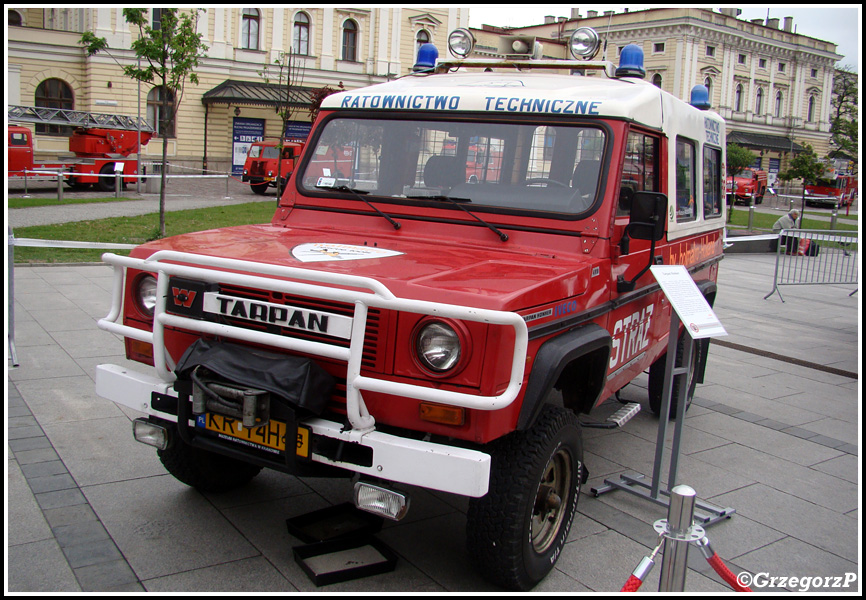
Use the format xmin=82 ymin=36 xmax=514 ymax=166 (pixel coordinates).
xmin=568 ymin=27 xmax=600 ymax=59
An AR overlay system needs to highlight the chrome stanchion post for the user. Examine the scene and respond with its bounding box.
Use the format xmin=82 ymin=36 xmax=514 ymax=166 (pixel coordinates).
xmin=656 ymin=484 xmax=703 ymax=592
xmin=57 ymin=171 xmax=64 ymax=202
xmin=8 ymin=227 xmax=19 ymax=367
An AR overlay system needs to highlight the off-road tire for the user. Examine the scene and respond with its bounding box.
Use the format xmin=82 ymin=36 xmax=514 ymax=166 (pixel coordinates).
xmin=648 ymin=332 xmax=700 ymax=419
xmin=157 ymin=439 xmax=263 ymax=493
xmin=466 ymin=405 xmax=584 ymax=591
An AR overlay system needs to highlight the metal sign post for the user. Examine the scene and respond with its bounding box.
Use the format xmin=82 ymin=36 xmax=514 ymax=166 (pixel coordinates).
xmin=592 ymin=266 xmax=735 ymax=526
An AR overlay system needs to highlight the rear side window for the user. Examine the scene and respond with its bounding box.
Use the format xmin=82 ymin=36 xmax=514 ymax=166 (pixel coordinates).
xmin=675 ymin=137 xmax=696 ymax=222
xmin=703 ymin=146 xmax=722 ymax=218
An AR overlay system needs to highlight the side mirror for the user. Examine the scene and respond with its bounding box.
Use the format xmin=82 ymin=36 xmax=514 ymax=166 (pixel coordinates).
xmin=621 ymin=191 xmax=666 ymax=252
xmin=618 ymin=191 xmax=667 ymax=293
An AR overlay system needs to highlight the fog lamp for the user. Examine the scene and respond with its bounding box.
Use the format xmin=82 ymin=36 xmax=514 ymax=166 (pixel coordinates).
xmin=132 ymin=418 xmax=168 ymax=450
xmin=354 ymin=482 xmax=410 ymax=521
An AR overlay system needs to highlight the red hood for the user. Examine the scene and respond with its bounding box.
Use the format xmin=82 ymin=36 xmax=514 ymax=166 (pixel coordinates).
xmin=133 ymin=224 xmax=595 ymax=311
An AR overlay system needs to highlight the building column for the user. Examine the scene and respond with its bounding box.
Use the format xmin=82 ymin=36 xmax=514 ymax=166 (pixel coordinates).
xmin=321 ymin=8 xmax=335 ymax=70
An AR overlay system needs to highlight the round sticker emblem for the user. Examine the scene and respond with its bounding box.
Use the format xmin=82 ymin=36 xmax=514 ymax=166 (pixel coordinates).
xmin=291 ymin=243 xmax=403 ymax=263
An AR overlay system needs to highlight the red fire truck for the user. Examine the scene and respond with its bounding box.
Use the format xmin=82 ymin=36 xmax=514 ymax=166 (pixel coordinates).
xmin=241 ymin=139 xmax=306 ymax=195
xmin=805 ymin=173 xmax=858 ymax=208
xmin=8 ymin=105 xmax=153 ymax=191
xmin=726 ymin=167 xmax=768 ymax=205
xmin=95 ymin=32 xmax=726 ymax=590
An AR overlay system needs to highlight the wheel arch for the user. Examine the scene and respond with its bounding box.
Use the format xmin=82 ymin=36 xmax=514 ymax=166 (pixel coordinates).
xmin=517 ymin=323 xmax=611 ymax=431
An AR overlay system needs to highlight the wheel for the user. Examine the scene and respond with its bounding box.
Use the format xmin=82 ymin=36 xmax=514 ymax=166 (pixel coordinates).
xmin=97 ymin=163 xmax=118 ymax=192
xmin=66 ymin=178 xmax=92 ymax=191
xmin=467 ymin=405 xmax=584 ymax=591
xmin=648 ymin=332 xmax=700 ymax=419
xmin=157 ymin=438 xmax=262 ymax=493
xmin=250 ymin=182 xmax=269 ymax=195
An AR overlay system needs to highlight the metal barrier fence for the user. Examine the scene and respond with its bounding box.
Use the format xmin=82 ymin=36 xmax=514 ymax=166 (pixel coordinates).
xmin=764 ymin=229 xmax=859 ymax=302
xmin=7 ymin=229 xmax=137 ymax=367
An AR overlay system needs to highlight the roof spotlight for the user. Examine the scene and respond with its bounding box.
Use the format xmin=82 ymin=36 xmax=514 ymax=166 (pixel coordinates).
xmin=448 ymin=28 xmax=475 ymax=58
xmin=568 ymin=27 xmax=600 ymax=59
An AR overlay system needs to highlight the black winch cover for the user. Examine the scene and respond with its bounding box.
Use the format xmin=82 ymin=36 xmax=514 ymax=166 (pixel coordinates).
xmin=175 ymin=339 xmax=334 ymax=415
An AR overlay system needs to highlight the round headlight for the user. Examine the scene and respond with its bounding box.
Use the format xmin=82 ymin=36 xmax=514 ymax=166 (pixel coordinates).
xmin=569 ymin=27 xmax=600 ymax=59
xmin=448 ymin=28 xmax=475 ymax=58
xmin=136 ymin=275 xmax=158 ymax=316
xmin=416 ymin=321 xmax=461 ymax=373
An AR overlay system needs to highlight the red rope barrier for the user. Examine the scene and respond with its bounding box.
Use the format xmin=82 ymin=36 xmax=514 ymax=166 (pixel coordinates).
xmin=620 ymin=574 xmax=643 ymax=592
xmin=706 ymin=552 xmax=751 ymax=592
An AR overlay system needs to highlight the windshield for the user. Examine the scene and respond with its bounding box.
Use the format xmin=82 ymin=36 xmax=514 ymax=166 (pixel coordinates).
xmin=735 ymin=169 xmax=753 ymax=178
xmin=299 ymin=117 xmax=606 ymax=216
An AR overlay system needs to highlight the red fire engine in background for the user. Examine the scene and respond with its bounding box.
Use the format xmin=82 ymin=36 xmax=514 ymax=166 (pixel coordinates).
xmin=8 ymin=105 xmax=153 ymax=192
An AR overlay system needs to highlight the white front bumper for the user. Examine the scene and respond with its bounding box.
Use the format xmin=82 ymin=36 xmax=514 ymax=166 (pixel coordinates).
xmin=96 ymin=363 xmax=491 ymax=498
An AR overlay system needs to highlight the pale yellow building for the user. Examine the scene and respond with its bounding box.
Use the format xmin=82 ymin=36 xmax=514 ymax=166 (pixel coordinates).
xmin=474 ymin=8 xmax=844 ymax=182
xmin=7 ymin=7 xmax=468 ymax=173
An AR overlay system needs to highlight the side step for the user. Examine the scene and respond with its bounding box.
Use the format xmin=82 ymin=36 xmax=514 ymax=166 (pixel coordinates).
xmin=580 ymin=402 xmax=641 ymax=429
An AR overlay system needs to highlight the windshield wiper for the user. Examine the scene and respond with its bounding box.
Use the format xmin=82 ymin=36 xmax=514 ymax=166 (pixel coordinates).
xmin=316 ymin=183 xmax=401 ymax=230
xmin=408 ymin=194 xmax=509 ymax=242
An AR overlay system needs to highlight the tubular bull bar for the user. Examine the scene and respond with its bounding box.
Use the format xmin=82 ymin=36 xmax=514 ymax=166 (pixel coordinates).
xmin=95 ymin=250 xmax=529 ymax=497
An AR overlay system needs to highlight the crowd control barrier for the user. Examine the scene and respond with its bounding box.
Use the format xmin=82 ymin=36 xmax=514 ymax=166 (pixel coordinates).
xmin=764 ymin=229 xmax=859 ymax=302
xmin=620 ymin=485 xmax=752 ymax=592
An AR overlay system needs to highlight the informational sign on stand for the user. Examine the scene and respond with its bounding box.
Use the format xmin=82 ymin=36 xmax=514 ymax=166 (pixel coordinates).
xmin=650 ymin=265 xmax=727 ymax=339
xmin=592 ymin=264 xmax=734 ymax=527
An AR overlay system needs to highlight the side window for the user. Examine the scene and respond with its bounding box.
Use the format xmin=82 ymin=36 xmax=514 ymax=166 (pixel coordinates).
xmin=619 ymin=131 xmax=659 ymax=216
xmin=675 ymin=137 xmax=697 ymax=222
xmin=11 ymin=132 xmax=29 ymax=146
xmin=703 ymin=146 xmax=722 ymax=218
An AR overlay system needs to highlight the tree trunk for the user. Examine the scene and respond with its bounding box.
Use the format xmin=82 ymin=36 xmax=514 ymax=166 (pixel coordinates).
xmin=159 ymin=86 xmax=169 ymax=238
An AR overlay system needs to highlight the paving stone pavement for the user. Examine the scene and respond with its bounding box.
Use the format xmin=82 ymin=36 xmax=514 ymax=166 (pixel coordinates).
xmin=6 ymin=187 xmax=861 ymax=592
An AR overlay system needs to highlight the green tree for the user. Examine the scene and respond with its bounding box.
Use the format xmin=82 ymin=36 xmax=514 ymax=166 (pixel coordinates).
xmin=258 ymin=49 xmax=306 ymax=197
xmin=829 ymin=66 xmax=858 ymax=171
xmin=81 ymin=9 xmax=208 ymax=237
xmin=725 ymin=143 xmax=756 ymax=222
xmin=726 ymin=143 xmax=756 ymax=176
xmin=780 ymin=144 xmax=826 ymax=216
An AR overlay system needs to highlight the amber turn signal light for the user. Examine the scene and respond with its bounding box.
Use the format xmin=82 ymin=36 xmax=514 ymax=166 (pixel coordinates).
xmin=419 ymin=402 xmax=465 ymax=426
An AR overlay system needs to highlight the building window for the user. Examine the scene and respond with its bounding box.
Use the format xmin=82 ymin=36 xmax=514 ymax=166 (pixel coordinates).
xmin=706 ymin=45 xmax=715 ymax=57
xmin=811 ymin=68 xmax=818 ymax=78
xmin=778 ymin=62 xmax=786 ymax=73
xmin=147 ymin=86 xmax=176 ymax=138
xmin=653 ymin=42 xmax=665 ymax=53
xmin=755 ymin=88 xmax=764 ymax=115
xmin=416 ymin=29 xmax=430 ymax=60
xmin=35 ymin=78 xmax=74 ymax=136
xmin=241 ymin=9 xmax=260 ymax=50
xmin=759 ymin=58 xmax=767 ymax=69
xmin=775 ymin=91 xmax=783 ymax=118
xmin=293 ymin=12 xmax=310 ymax=55
xmin=342 ymin=19 xmax=358 ymax=62
xmin=738 ymin=54 xmax=746 ymax=65
xmin=9 ymin=9 xmax=23 ymax=26
xmin=704 ymin=77 xmax=712 ymax=104
xmin=152 ymin=8 xmax=166 ymax=31
xmin=734 ymin=84 xmax=743 ymax=112
xmin=807 ymin=95 xmax=816 ymax=122
xmin=652 ymin=73 xmax=662 ymax=88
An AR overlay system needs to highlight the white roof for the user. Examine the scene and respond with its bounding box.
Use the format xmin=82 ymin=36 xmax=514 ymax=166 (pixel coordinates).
xmin=323 ymin=70 xmax=677 ymax=130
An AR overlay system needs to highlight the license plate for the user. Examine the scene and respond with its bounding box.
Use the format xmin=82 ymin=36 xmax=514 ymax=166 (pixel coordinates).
xmin=196 ymin=413 xmax=309 ymax=458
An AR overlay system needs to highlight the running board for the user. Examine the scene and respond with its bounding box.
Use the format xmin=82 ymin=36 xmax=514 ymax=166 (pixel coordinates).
xmin=580 ymin=402 xmax=641 ymax=429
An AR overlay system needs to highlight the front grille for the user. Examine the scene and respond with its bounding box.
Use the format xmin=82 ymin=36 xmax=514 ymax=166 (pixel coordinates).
xmin=217 ymin=284 xmax=385 ymax=372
